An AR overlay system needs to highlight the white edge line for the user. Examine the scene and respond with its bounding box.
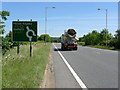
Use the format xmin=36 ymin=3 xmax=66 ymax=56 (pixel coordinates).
xmin=53 ymin=43 xmax=88 ymax=90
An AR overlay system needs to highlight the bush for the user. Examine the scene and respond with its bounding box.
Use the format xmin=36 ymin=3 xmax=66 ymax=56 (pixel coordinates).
xmin=77 ymin=42 xmax=85 ymax=46
xmin=2 ymin=37 xmax=12 ymax=55
xmin=2 ymin=36 xmax=18 ymax=55
xmin=38 ymin=34 xmax=51 ymax=42
xmin=99 ymin=40 xmax=106 ymax=46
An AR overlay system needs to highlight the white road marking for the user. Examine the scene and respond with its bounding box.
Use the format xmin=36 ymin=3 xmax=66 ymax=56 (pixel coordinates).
xmin=53 ymin=43 xmax=88 ymax=90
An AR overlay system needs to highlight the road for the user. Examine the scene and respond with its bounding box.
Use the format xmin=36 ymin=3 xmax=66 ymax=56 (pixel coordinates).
xmin=52 ymin=43 xmax=118 ymax=89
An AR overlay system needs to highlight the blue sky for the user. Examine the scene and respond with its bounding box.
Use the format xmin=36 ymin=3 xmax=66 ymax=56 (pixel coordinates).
xmin=2 ymin=2 xmax=118 ymax=37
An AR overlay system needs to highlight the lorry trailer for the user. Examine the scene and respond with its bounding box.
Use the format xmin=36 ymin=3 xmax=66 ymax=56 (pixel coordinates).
xmin=61 ymin=29 xmax=79 ymax=50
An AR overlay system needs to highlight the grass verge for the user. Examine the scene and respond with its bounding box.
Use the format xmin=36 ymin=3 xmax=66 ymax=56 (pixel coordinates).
xmin=2 ymin=43 xmax=51 ymax=88
xmin=86 ymin=45 xmax=119 ymax=51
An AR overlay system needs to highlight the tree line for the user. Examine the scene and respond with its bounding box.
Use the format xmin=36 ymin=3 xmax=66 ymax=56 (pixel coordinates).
xmin=79 ymin=29 xmax=120 ymax=49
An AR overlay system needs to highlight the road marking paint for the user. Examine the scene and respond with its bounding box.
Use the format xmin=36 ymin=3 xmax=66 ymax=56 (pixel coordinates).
xmin=53 ymin=43 xmax=88 ymax=90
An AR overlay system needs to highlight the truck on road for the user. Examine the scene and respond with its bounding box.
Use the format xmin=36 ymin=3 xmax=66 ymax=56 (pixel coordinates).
xmin=61 ymin=29 xmax=79 ymax=50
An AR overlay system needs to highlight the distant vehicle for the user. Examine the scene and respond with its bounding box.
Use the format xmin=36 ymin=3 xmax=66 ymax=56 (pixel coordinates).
xmin=61 ymin=29 xmax=79 ymax=50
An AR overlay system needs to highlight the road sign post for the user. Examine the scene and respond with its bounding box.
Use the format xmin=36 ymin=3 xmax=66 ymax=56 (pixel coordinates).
xmin=30 ymin=19 xmax=32 ymax=57
xmin=12 ymin=20 xmax=37 ymax=57
xmin=17 ymin=19 xmax=20 ymax=55
xmin=30 ymin=42 xmax=32 ymax=57
xmin=17 ymin=41 xmax=19 ymax=55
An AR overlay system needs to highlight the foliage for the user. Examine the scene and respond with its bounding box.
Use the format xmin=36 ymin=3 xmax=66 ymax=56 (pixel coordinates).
xmin=2 ymin=37 xmax=13 ymax=55
xmin=83 ymin=30 xmax=101 ymax=45
xmin=0 ymin=11 xmax=18 ymax=55
xmin=0 ymin=11 xmax=10 ymax=20
xmin=2 ymin=30 xmax=18 ymax=55
xmin=51 ymin=37 xmax=60 ymax=42
xmin=0 ymin=11 xmax=10 ymax=34
xmin=0 ymin=24 xmax=5 ymax=34
xmin=79 ymin=29 xmax=120 ymax=49
xmin=114 ymin=29 xmax=120 ymax=49
xmin=77 ymin=42 xmax=85 ymax=46
xmin=0 ymin=11 xmax=11 ymax=55
xmin=38 ymin=34 xmax=51 ymax=42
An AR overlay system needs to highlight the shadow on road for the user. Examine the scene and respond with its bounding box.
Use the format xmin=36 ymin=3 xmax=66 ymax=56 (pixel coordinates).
xmin=54 ymin=48 xmax=72 ymax=52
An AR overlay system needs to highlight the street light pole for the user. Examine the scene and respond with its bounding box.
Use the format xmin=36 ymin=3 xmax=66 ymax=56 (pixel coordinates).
xmin=45 ymin=7 xmax=47 ymax=46
xmin=45 ymin=7 xmax=56 ymax=46
xmin=106 ymin=9 xmax=107 ymax=46
xmin=98 ymin=8 xmax=108 ymax=46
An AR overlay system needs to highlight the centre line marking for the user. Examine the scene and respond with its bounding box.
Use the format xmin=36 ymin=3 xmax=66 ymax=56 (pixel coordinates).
xmin=53 ymin=43 xmax=88 ymax=90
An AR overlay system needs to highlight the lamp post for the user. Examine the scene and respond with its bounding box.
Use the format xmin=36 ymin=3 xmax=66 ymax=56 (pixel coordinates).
xmin=98 ymin=8 xmax=108 ymax=46
xmin=45 ymin=7 xmax=56 ymax=45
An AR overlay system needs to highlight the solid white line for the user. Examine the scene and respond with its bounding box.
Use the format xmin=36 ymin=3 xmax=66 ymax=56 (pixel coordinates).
xmin=53 ymin=43 xmax=88 ymax=90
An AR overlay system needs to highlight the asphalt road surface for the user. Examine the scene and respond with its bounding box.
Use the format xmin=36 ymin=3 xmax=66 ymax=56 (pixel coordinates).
xmin=52 ymin=43 xmax=118 ymax=89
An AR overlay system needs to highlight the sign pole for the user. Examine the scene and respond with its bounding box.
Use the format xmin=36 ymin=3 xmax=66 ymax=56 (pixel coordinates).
xmin=30 ymin=19 xmax=32 ymax=57
xmin=30 ymin=42 xmax=32 ymax=57
xmin=17 ymin=19 xmax=20 ymax=55
xmin=17 ymin=41 xmax=19 ymax=55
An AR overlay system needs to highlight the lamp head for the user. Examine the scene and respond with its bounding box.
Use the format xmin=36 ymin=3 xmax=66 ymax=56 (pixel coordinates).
xmin=98 ymin=8 xmax=101 ymax=10
xmin=52 ymin=7 xmax=56 ymax=8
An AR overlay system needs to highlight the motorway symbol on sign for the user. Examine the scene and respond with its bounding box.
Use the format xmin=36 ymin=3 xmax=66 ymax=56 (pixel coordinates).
xmin=12 ymin=21 xmax=37 ymax=42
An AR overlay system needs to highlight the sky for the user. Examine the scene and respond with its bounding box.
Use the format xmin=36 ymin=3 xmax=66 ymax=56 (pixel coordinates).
xmin=2 ymin=2 xmax=118 ymax=37
xmin=1 ymin=0 xmax=120 ymax=2
xmin=118 ymin=2 xmax=120 ymax=29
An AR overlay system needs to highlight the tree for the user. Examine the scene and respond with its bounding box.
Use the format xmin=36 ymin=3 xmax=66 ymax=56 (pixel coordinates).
xmin=38 ymin=34 xmax=51 ymax=42
xmin=51 ymin=37 xmax=60 ymax=42
xmin=99 ymin=29 xmax=114 ymax=46
xmin=0 ymin=11 xmax=10 ymax=20
xmin=0 ymin=11 xmax=10 ymax=55
xmin=92 ymin=30 xmax=98 ymax=34
xmin=116 ymin=29 xmax=120 ymax=39
xmin=0 ymin=11 xmax=10 ymax=34
xmin=84 ymin=30 xmax=101 ymax=45
xmin=6 ymin=31 xmax=12 ymax=42
xmin=0 ymin=20 xmax=5 ymax=34
xmin=79 ymin=29 xmax=119 ymax=49
xmin=100 ymin=29 xmax=108 ymax=41
xmin=115 ymin=29 xmax=120 ymax=49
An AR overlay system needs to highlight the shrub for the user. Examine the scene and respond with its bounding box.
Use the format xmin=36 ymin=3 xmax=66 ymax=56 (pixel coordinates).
xmin=77 ymin=42 xmax=85 ymax=46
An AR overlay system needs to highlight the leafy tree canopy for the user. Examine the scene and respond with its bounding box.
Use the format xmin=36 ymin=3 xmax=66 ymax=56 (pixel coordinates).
xmin=38 ymin=34 xmax=51 ymax=42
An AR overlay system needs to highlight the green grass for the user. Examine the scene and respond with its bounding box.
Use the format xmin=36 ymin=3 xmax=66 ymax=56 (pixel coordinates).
xmin=2 ymin=43 xmax=51 ymax=88
xmin=20 ymin=41 xmax=45 ymax=45
xmin=77 ymin=42 xmax=119 ymax=51
xmin=37 ymin=40 xmax=45 ymax=43
xmin=87 ymin=45 xmax=119 ymax=50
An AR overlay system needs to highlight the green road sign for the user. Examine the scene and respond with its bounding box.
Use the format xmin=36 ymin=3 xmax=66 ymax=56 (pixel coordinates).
xmin=12 ymin=21 xmax=37 ymax=42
